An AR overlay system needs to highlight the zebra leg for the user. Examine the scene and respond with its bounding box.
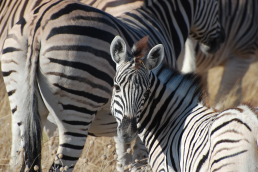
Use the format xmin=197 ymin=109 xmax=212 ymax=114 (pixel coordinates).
xmin=214 ymin=55 xmax=255 ymax=110
xmin=10 ymin=116 xmax=23 ymax=169
xmin=44 ymin=115 xmax=58 ymax=151
xmin=49 ymin=120 xmax=94 ymax=172
xmin=114 ymin=136 xmax=132 ymax=171
xmin=89 ymin=110 xmax=144 ymax=172
xmin=131 ymin=136 xmax=149 ymax=171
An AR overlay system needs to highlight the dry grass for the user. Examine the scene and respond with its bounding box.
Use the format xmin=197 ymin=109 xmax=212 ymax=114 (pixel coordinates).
xmin=207 ymin=61 xmax=258 ymax=108
xmin=0 ymin=61 xmax=258 ymax=171
xmin=41 ymin=135 xmax=119 ymax=172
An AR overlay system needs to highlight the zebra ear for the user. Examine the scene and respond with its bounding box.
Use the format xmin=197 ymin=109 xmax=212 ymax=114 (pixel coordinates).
xmin=145 ymin=44 xmax=164 ymax=70
xmin=110 ymin=36 xmax=128 ymax=67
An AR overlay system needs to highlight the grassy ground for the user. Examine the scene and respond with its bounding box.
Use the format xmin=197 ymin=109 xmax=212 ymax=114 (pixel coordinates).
xmin=0 ymin=61 xmax=258 ymax=171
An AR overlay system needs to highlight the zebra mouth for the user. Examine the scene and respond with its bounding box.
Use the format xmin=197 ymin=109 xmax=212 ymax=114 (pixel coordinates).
xmin=117 ymin=116 xmax=138 ymax=143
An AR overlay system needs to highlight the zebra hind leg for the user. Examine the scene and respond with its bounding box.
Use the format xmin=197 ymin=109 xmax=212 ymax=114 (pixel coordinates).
xmin=10 ymin=121 xmax=23 ymax=170
xmin=49 ymin=122 xmax=91 ymax=172
xmin=44 ymin=115 xmax=58 ymax=152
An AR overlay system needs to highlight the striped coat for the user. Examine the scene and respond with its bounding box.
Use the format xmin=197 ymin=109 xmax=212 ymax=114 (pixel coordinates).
xmin=179 ymin=0 xmax=258 ymax=110
xmin=1 ymin=0 xmax=223 ymax=171
xmin=110 ymin=36 xmax=258 ymax=171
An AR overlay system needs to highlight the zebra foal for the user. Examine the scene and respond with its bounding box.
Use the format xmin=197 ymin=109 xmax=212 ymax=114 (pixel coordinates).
xmin=1 ymin=0 xmax=224 ymax=171
xmin=110 ymin=36 xmax=258 ymax=172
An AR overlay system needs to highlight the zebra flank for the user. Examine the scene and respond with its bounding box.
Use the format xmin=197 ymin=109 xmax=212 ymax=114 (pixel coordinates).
xmin=111 ymin=37 xmax=258 ymax=172
xmin=1 ymin=0 xmax=223 ymax=171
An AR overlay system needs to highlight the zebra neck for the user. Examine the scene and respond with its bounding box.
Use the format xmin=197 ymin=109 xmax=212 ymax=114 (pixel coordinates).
xmin=139 ymin=0 xmax=193 ymax=57
xmin=138 ymin=66 xmax=203 ymax=149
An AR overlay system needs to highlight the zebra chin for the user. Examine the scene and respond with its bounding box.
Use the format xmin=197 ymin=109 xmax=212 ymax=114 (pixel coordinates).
xmin=117 ymin=116 xmax=138 ymax=143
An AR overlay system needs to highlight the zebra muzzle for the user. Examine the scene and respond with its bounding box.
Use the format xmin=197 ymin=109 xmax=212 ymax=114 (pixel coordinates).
xmin=117 ymin=116 xmax=138 ymax=143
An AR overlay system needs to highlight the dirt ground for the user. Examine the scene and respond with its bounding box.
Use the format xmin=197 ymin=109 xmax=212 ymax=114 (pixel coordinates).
xmin=0 ymin=61 xmax=258 ymax=172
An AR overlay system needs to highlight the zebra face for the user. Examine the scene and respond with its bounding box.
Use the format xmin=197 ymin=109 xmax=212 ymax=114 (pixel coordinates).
xmin=191 ymin=0 xmax=225 ymax=54
xmin=111 ymin=64 xmax=150 ymax=143
xmin=110 ymin=35 xmax=164 ymax=143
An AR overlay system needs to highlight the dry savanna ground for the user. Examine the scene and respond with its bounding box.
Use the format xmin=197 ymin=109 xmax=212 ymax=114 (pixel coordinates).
xmin=0 ymin=61 xmax=258 ymax=172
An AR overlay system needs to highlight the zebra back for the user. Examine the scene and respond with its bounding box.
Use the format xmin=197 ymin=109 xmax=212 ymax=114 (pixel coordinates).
xmin=0 ymin=0 xmax=143 ymax=56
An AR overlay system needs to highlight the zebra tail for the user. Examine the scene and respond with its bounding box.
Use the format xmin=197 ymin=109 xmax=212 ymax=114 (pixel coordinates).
xmin=22 ymin=38 xmax=42 ymax=172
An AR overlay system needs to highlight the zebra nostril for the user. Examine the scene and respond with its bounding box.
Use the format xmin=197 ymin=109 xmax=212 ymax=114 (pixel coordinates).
xmin=17 ymin=122 xmax=22 ymax=126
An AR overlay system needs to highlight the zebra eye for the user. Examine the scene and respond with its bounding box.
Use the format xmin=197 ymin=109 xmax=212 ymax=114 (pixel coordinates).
xmin=144 ymin=90 xmax=150 ymax=98
xmin=114 ymin=85 xmax=121 ymax=92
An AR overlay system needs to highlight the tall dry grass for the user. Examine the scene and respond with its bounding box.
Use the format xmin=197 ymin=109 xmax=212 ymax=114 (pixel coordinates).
xmin=207 ymin=61 xmax=258 ymax=108
xmin=0 ymin=61 xmax=258 ymax=171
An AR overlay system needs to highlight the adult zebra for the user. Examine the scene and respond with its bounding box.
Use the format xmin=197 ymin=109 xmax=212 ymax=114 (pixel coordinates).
xmin=110 ymin=36 xmax=258 ymax=172
xmin=1 ymin=0 xmax=224 ymax=171
xmin=0 ymin=0 xmax=48 ymax=53
xmin=0 ymin=0 xmax=143 ymax=52
xmin=178 ymin=0 xmax=258 ymax=110
xmin=0 ymin=0 xmax=145 ymax=171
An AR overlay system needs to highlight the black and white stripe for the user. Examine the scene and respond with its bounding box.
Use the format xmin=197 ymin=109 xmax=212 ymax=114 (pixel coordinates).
xmin=1 ymin=0 xmax=223 ymax=171
xmin=179 ymin=0 xmax=258 ymax=110
xmin=111 ymin=37 xmax=258 ymax=171
xmin=0 ymin=1 xmax=145 ymax=171
xmin=1 ymin=1 xmax=147 ymax=171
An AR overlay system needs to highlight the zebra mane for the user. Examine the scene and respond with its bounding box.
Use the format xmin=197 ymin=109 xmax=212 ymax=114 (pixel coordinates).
xmin=157 ymin=64 xmax=205 ymax=102
xmin=132 ymin=35 xmax=151 ymax=69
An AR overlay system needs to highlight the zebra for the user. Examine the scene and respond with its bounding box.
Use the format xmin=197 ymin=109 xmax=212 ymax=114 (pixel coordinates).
xmin=178 ymin=0 xmax=258 ymax=110
xmin=1 ymin=0 xmax=224 ymax=171
xmin=110 ymin=35 xmax=258 ymax=172
xmin=0 ymin=0 xmax=48 ymax=54
xmin=81 ymin=0 xmax=144 ymax=17
xmin=0 ymin=0 xmax=145 ymax=170
xmin=0 ymin=0 xmax=144 ymax=53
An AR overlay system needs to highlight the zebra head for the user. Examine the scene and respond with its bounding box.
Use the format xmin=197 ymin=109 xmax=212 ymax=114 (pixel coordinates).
xmin=110 ymin=35 xmax=164 ymax=143
xmin=190 ymin=0 xmax=225 ymax=54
